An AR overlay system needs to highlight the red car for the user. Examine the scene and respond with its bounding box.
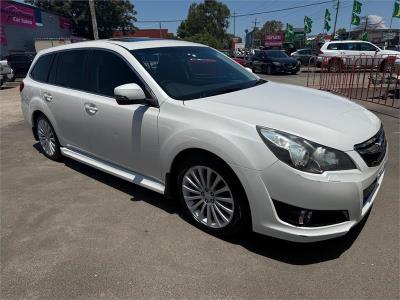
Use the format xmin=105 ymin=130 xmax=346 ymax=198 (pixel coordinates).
xmin=233 ymin=57 xmax=247 ymax=66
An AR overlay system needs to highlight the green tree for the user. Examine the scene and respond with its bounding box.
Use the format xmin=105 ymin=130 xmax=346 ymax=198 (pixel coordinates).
xmin=177 ymin=1 xmax=230 ymax=49
xmin=253 ymin=20 xmax=283 ymax=42
xmin=336 ymin=28 xmax=347 ymax=35
xmin=25 ymin=0 xmax=137 ymax=39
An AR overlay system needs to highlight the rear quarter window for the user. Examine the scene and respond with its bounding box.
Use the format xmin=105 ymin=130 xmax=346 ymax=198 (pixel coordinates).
xmin=30 ymin=54 xmax=54 ymax=83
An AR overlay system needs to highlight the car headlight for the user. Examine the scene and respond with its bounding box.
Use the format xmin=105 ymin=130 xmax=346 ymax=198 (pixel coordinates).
xmin=257 ymin=127 xmax=356 ymax=174
xmin=272 ymin=62 xmax=281 ymax=66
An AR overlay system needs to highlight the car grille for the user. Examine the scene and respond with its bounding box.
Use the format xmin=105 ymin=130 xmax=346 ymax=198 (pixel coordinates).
xmin=354 ymin=126 xmax=386 ymax=167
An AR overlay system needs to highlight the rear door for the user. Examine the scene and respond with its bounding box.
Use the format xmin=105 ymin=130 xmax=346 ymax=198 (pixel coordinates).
xmin=41 ymin=49 xmax=89 ymax=151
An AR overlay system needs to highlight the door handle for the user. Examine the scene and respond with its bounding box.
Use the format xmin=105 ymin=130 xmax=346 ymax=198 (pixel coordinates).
xmin=43 ymin=92 xmax=53 ymax=102
xmin=84 ymin=103 xmax=98 ymax=115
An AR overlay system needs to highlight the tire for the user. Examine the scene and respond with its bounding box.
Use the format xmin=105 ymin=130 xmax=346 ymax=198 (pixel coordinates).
xmin=35 ymin=115 xmax=62 ymax=161
xmin=176 ymin=155 xmax=250 ymax=236
xmin=265 ymin=64 xmax=273 ymax=75
xmin=291 ymin=70 xmax=298 ymax=75
xmin=251 ymin=64 xmax=257 ymax=73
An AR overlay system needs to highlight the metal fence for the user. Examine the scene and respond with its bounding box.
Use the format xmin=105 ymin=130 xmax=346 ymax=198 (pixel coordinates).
xmin=306 ymin=55 xmax=399 ymax=109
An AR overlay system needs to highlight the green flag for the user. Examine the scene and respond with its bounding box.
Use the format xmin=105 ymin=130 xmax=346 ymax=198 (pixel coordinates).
xmin=325 ymin=9 xmax=331 ymax=22
xmin=324 ymin=20 xmax=331 ymax=32
xmin=352 ymin=0 xmax=362 ymax=14
xmin=304 ymin=16 xmax=312 ymax=34
xmin=393 ymin=0 xmax=400 ymax=18
xmin=285 ymin=23 xmax=294 ymax=41
xmin=351 ymin=13 xmax=361 ymax=25
xmin=360 ymin=31 xmax=368 ymax=41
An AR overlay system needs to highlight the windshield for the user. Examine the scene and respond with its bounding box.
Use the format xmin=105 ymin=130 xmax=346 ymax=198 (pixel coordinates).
xmin=131 ymin=46 xmax=264 ymax=100
xmin=265 ymin=51 xmax=289 ymax=58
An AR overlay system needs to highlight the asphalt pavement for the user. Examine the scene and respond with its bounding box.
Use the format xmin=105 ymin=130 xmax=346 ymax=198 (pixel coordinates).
xmin=1 ymin=77 xmax=399 ymax=299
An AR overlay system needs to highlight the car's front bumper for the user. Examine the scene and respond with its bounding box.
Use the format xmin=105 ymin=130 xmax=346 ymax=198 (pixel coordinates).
xmin=230 ymin=149 xmax=387 ymax=243
xmin=273 ymin=65 xmax=300 ymax=73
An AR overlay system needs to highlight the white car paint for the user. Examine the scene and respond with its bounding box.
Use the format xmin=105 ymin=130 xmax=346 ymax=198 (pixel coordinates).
xmin=20 ymin=39 xmax=387 ymax=242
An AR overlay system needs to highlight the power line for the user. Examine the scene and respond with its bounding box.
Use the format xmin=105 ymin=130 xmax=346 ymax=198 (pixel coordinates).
xmin=135 ymin=0 xmax=334 ymax=23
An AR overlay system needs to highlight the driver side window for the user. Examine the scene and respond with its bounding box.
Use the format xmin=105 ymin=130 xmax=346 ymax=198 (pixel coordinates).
xmin=87 ymin=50 xmax=144 ymax=98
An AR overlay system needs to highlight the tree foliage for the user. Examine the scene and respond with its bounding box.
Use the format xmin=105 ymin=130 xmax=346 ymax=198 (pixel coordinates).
xmin=25 ymin=0 xmax=137 ymax=39
xmin=253 ymin=20 xmax=284 ymax=42
xmin=336 ymin=28 xmax=347 ymax=35
xmin=177 ymin=1 xmax=230 ymax=49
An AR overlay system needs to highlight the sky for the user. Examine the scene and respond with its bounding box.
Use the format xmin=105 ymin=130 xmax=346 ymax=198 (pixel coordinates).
xmin=133 ymin=0 xmax=399 ymax=39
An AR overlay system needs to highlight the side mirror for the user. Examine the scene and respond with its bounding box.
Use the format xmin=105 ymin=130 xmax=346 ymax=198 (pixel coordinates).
xmin=114 ymin=83 xmax=147 ymax=105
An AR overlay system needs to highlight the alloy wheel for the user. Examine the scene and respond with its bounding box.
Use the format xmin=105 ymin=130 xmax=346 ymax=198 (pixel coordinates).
xmin=37 ymin=118 xmax=57 ymax=157
xmin=182 ymin=166 xmax=234 ymax=228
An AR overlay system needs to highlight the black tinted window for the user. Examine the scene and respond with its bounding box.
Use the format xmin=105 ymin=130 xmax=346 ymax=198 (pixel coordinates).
xmin=341 ymin=43 xmax=359 ymax=51
xmin=327 ymin=43 xmax=340 ymax=50
xmin=30 ymin=54 xmax=54 ymax=82
xmin=360 ymin=43 xmax=377 ymax=51
xmin=55 ymin=50 xmax=88 ymax=90
xmin=87 ymin=50 xmax=143 ymax=97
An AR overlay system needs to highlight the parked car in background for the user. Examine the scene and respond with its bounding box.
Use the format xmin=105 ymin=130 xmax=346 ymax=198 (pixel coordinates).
xmin=4 ymin=53 xmax=35 ymax=78
xmin=319 ymin=40 xmax=400 ymax=72
xmin=20 ymin=38 xmax=386 ymax=242
xmin=291 ymin=48 xmax=317 ymax=65
xmin=232 ymin=56 xmax=248 ymax=67
xmin=251 ymin=50 xmax=300 ymax=74
xmin=0 ymin=59 xmax=15 ymax=84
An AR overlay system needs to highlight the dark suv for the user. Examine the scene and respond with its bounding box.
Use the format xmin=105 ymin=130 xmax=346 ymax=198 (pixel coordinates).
xmin=5 ymin=53 xmax=35 ymax=78
xmin=251 ymin=50 xmax=300 ymax=75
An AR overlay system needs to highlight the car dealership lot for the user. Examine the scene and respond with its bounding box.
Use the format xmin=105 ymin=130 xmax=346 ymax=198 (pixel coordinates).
xmin=1 ymin=79 xmax=399 ymax=299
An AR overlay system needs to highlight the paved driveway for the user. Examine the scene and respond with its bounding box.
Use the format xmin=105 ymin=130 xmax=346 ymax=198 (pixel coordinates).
xmin=1 ymin=81 xmax=399 ymax=299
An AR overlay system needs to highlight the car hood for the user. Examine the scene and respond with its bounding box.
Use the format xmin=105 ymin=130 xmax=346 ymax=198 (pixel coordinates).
xmin=379 ymin=50 xmax=400 ymax=56
xmin=272 ymin=57 xmax=297 ymax=64
xmin=185 ymin=82 xmax=381 ymax=151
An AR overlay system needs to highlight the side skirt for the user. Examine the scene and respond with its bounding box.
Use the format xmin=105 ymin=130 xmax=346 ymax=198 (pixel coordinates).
xmin=60 ymin=147 xmax=165 ymax=194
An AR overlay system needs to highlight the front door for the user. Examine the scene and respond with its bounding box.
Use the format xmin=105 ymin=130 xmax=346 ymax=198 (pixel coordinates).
xmin=82 ymin=49 xmax=161 ymax=180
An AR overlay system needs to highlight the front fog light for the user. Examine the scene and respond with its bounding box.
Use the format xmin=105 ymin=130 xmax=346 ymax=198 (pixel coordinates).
xmin=299 ymin=210 xmax=312 ymax=225
xmin=273 ymin=200 xmax=350 ymax=227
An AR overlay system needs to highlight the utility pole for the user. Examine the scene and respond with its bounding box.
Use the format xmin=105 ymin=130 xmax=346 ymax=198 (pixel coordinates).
xmin=251 ymin=18 xmax=258 ymax=49
xmin=88 ymin=0 xmax=99 ymax=40
xmin=332 ymin=0 xmax=340 ymax=38
xmin=233 ymin=10 xmax=236 ymax=37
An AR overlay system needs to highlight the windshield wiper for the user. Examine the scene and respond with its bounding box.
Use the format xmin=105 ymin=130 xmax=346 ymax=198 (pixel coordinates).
xmin=254 ymin=78 xmax=267 ymax=86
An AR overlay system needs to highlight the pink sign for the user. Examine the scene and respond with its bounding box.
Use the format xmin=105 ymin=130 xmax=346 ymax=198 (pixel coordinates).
xmin=59 ymin=16 xmax=71 ymax=29
xmin=264 ymin=33 xmax=284 ymax=47
xmin=0 ymin=1 xmax=35 ymax=28
xmin=0 ymin=25 xmax=7 ymax=46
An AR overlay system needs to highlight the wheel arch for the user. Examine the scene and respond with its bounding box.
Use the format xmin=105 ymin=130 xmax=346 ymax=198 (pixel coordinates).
xmin=164 ymin=147 xmax=252 ymax=228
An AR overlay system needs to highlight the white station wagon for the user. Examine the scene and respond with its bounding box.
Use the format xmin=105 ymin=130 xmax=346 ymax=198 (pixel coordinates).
xmin=20 ymin=38 xmax=387 ymax=242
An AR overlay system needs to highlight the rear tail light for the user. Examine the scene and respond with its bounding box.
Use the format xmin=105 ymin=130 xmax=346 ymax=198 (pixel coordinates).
xmin=19 ymin=81 xmax=24 ymax=93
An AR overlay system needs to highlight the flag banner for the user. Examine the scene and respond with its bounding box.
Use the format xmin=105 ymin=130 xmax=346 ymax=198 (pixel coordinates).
xmin=324 ymin=20 xmax=331 ymax=32
xmin=285 ymin=23 xmax=294 ymax=41
xmin=304 ymin=16 xmax=312 ymax=34
xmin=351 ymin=13 xmax=361 ymax=25
xmin=325 ymin=9 xmax=331 ymax=21
xmin=352 ymin=0 xmax=362 ymax=14
xmin=360 ymin=31 xmax=368 ymax=41
xmin=393 ymin=0 xmax=400 ymax=18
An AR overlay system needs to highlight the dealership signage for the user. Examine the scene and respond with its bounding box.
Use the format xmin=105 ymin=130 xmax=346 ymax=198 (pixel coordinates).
xmin=0 ymin=1 xmax=36 ymax=28
xmin=264 ymin=33 xmax=284 ymax=47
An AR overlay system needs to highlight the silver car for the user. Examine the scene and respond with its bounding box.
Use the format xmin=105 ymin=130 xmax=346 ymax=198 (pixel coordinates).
xmin=20 ymin=38 xmax=387 ymax=242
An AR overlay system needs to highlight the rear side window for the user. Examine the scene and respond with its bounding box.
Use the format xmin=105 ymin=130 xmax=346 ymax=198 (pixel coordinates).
xmin=341 ymin=43 xmax=359 ymax=51
xmin=30 ymin=54 xmax=54 ymax=83
xmin=55 ymin=50 xmax=88 ymax=90
xmin=87 ymin=50 xmax=143 ymax=97
xmin=327 ymin=43 xmax=340 ymax=50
